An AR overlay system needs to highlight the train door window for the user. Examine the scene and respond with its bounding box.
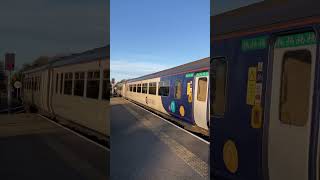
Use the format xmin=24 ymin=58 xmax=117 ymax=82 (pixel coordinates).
xmin=74 ymin=72 xmax=85 ymax=97
xmin=133 ymin=84 xmax=137 ymax=92
xmin=158 ymin=81 xmax=170 ymax=96
xmin=197 ymin=77 xmax=207 ymax=101
xmin=60 ymin=73 xmax=63 ymax=94
xmin=174 ymin=80 xmax=182 ymax=99
xmin=86 ymin=71 xmax=100 ymax=99
xmin=142 ymin=83 xmax=148 ymax=93
xmin=211 ymin=58 xmax=228 ymax=116
xmin=55 ymin=74 xmax=59 ymax=94
xmin=149 ymin=82 xmax=157 ymax=95
xmin=279 ymin=50 xmax=312 ymax=126
xmin=137 ymin=84 xmax=142 ymax=93
xmin=64 ymin=73 xmax=73 ymax=95
xmin=102 ymin=70 xmax=110 ymax=100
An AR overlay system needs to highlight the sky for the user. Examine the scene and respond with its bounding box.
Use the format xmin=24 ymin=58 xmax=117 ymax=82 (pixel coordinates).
xmin=0 ymin=0 xmax=109 ymax=71
xmin=111 ymin=0 xmax=210 ymax=82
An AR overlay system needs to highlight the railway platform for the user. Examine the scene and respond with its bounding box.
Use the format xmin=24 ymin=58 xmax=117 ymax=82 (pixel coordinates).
xmin=0 ymin=113 xmax=109 ymax=180
xmin=110 ymin=97 xmax=209 ymax=180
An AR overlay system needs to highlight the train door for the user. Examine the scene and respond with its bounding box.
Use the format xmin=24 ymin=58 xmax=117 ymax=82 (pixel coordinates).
xmin=193 ymin=72 xmax=209 ymax=130
xmin=267 ymin=31 xmax=317 ymax=180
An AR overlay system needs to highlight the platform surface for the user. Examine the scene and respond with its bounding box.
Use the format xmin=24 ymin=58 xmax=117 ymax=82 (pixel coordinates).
xmin=110 ymin=97 xmax=209 ymax=180
xmin=0 ymin=113 xmax=109 ymax=180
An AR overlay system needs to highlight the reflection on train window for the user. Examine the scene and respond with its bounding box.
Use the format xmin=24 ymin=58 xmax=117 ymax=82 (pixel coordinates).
xmin=211 ymin=59 xmax=227 ymax=116
xmin=74 ymin=72 xmax=85 ymax=97
xmin=55 ymin=74 xmax=59 ymax=94
xmin=174 ymin=80 xmax=182 ymax=99
xmin=158 ymin=81 xmax=170 ymax=96
xmin=64 ymin=73 xmax=73 ymax=95
xmin=102 ymin=70 xmax=109 ymax=100
xmin=280 ymin=50 xmax=312 ymax=127
xmin=133 ymin=84 xmax=137 ymax=92
xmin=137 ymin=84 xmax=142 ymax=93
xmin=60 ymin=74 xmax=63 ymax=94
xmin=149 ymin=82 xmax=157 ymax=95
xmin=142 ymin=83 xmax=148 ymax=93
xmin=87 ymin=71 xmax=100 ymax=99
xmin=197 ymin=77 xmax=207 ymax=101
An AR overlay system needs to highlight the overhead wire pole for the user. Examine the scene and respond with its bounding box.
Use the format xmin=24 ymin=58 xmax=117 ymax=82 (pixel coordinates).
xmin=7 ymin=69 xmax=11 ymax=114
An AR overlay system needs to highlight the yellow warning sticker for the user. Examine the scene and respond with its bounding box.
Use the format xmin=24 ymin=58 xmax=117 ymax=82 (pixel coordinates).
xmin=251 ymin=105 xmax=263 ymax=128
xmin=248 ymin=67 xmax=257 ymax=81
xmin=246 ymin=67 xmax=257 ymax=105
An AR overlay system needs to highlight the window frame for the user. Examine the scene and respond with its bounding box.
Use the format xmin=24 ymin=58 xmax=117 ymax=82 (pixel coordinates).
xmin=211 ymin=57 xmax=228 ymax=117
xmin=158 ymin=80 xmax=170 ymax=97
xmin=279 ymin=49 xmax=312 ymax=127
xmin=174 ymin=80 xmax=182 ymax=99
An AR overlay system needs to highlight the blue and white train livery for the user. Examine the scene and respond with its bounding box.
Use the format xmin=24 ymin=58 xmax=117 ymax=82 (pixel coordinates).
xmin=122 ymin=57 xmax=209 ymax=135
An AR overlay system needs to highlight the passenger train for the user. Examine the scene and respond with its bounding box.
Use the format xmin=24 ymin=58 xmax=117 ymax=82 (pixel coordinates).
xmin=22 ymin=46 xmax=109 ymax=141
xmin=122 ymin=57 xmax=209 ymax=136
xmin=211 ymin=1 xmax=320 ymax=180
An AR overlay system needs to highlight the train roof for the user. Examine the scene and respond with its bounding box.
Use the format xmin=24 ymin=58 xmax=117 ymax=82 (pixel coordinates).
xmin=23 ymin=46 xmax=109 ymax=74
xmin=212 ymin=0 xmax=320 ymax=39
xmin=127 ymin=57 xmax=209 ymax=83
xmin=52 ymin=46 xmax=109 ymax=68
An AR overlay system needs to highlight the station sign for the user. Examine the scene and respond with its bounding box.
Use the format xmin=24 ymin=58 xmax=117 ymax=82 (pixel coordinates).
xmin=5 ymin=53 xmax=15 ymax=71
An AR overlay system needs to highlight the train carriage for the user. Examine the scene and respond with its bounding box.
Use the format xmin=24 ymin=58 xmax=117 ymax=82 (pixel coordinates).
xmin=123 ymin=57 xmax=210 ymax=135
xmin=22 ymin=46 xmax=110 ymax=141
xmin=211 ymin=1 xmax=320 ymax=180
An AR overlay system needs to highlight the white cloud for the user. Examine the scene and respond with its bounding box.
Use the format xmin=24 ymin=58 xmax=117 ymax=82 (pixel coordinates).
xmin=110 ymin=59 xmax=173 ymax=81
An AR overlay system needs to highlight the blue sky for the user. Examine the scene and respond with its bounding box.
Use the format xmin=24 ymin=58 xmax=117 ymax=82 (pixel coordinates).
xmin=111 ymin=0 xmax=210 ymax=81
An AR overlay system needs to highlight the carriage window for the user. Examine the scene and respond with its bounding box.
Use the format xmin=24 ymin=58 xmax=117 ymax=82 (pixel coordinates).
xmin=39 ymin=77 xmax=41 ymax=91
xmin=142 ymin=83 xmax=148 ymax=93
xmin=211 ymin=58 xmax=227 ymax=116
xmin=64 ymin=73 xmax=73 ymax=95
xmin=60 ymin=73 xmax=63 ymax=94
xmin=87 ymin=71 xmax=100 ymax=99
xmin=197 ymin=77 xmax=207 ymax=101
xmin=137 ymin=84 xmax=142 ymax=93
xmin=74 ymin=72 xmax=85 ymax=97
xmin=174 ymin=80 xmax=182 ymax=99
xmin=133 ymin=84 xmax=137 ymax=92
xmin=158 ymin=81 xmax=170 ymax=96
xmin=280 ymin=50 xmax=312 ymax=127
xmin=102 ymin=70 xmax=110 ymax=100
xmin=55 ymin=74 xmax=59 ymax=94
xmin=149 ymin=82 xmax=157 ymax=95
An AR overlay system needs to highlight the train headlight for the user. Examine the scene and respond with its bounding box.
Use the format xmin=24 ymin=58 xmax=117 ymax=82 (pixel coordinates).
xmin=223 ymin=139 xmax=238 ymax=173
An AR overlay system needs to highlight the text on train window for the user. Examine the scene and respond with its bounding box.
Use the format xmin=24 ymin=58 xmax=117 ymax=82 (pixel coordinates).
xmin=64 ymin=73 xmax=73 ymax=95
xmin=174 ymin=80 xmax=182 ymax=99
xmin=197 ymin=77 xmax=207 ymax=101
xmin=158 ymin=81 xmax=170 ymax=96
xmin=87 ymin=71 xmax=100 ymax=99
xmin=142 ymin=83 xmax=148 ymax=93
xmin=280 ymin=50 xmax=312 ymax=127
xmin=211 ymin=58 xmax=227 ymax=116
xmin=74 ymin=72 xmax=85 ymax=97
xmin=137 ymin=84 xmax=142 ymax=93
